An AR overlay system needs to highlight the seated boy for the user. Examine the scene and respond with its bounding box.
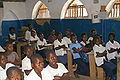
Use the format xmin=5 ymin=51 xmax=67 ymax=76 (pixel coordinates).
xmin=0 ymin=53 xmax=15 ymax=80
xmin=45 ymin=49 xmax=70 ymax=80
xmin=6 ymin=66 xmax=21 ymax=80
xmin=4 ymin=42 xmax=20 ymax=66
xmin=22 ymin=45 xmax=33 ymax=79
xmin=26 ymin=54 xmax=54 ymax=80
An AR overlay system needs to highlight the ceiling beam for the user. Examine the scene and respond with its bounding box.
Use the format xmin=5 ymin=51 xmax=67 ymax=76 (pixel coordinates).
xmin=0 ymin=0 xmax=25 ymax=2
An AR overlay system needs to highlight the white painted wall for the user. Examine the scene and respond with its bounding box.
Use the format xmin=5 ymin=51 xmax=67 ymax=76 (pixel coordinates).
xmin=2 ymin=0 xmax=115 ymax=19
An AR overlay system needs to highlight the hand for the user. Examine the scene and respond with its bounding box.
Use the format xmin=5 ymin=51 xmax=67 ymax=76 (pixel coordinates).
xmin=54 ymin=76 xmax=61 ymax=80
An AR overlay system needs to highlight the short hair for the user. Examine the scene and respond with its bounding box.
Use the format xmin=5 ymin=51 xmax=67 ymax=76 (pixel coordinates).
xmin=6 ymin=66 xmax=21 ymax=78
xmin=81 ymin=32 xmax=87 ymax=38
xmin=57 ymin=32 xmax=62 ymax=37
xmin=93 ymin=36 xmax=100 ymax=44
xmin=45 ymin=49 xmax=55 ymax=58
xmin=24 ymin=45 xmax=32 ymax=52
xmin=27 ymin=23 xmax=33 ymax=27
xmin=30 ymin=54 xmax=43 ymax=64
xmin=109 ymin=32 xmax=115 ymax=38
xmin=50 ymin=29 xmax=55 ymax=32
xmin=4 ymin=41 xmax=13 ymax=47
xmin=0 ymin=52 xmax=5 ymax=58
xmin=91 ymin=28 xmax=96 ymax=33
xmin=9 ymin=27 xmax=15 ymax=31
xmin=65 ymin=29 xmax=70 ymax=32
xmin=38 ymin=32 xmax=43 ymax=36
xmin=70 ymin=33 xmax=76 ymax=40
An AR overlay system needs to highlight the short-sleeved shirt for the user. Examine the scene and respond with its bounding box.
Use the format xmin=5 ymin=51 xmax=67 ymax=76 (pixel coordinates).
xmin=7 ymin=52 xmax=19 ymax=63
xmin=30 ymin=35 xmax=39 ymax=41
xmin=106 ymin=40 xmax=120 ymax=60
xmin=54 ymin=39 xmax=68 ymax=56
xmin=25 ymin=30 xmax=31 ymax=41
xmin=0 ymin=63 xmax=15 ymax=80
xmin=37 ymin=38 xmax=47 ymax=50
xmin=80 ymin=41 xmax=89 ymax=46
xmin=63 ymin=37 xmax=71 ymax=45
xmin=69 ymin=42 xmax=81 ymax=59
xmin=93 ymin=44 xmax=106 ymax=66
xmin=26 ymin=69 xmax=54 ymax=80
xmin=45 ymin=63 xmax=68 ymax=78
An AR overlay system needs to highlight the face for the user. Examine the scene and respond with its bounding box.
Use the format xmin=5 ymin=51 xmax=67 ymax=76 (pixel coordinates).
xmin=25 ymin=48 xmax=33 ymax=58
xmin=6 ymin=44 xmax=13 ymax=52
xmin=71 ymin=36 xmax=77 ymax=43
xmin=109 ymin=35 xmax=114 ymax=41
xmin=48 ymin=52 xmax=57 ymax=65
xmin=82 ymin=34 xmax=87 ymax=42
xmin=95 ymin=38 xmax=100 ymax=45
xmin=51 ymin=30 xmax=55 ymax=35
xmin=57 ymin=33 xmax=62 ymax=40
xmin=31 ymin=31 xmax=35 ymax=37
xmin=39 ymin=34 xmax=44 ymax=40
xmin=32 ymin=58 xmax=44 ymax=72
xmin=10 ymin=29 xmax=15 ymax=33
xmin=8 ymin=70 xmax=21 ymax=80
xmin=0 ymin=55 xmax=7 ymax=65
xmin=91 ymin=30 xmax=96 ymax=36
xmin=65 ymin=30 xmax=70 ymax=37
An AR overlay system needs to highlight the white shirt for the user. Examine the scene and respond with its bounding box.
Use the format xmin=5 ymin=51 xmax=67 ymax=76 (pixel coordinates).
xmin=88 ymin=37 xmax=93 ymax=43
xmin=63 ymin=37 xmax=71 ymax=45
xmin=80 ymin=41 xmax=89 ymax=46
xmin=37 ymin=38 xmax=47 ymax=50
xmin=26 ymin=69 xmax=54 ymax=80
xmin=0 ymin=46 xmax=5 ymax=52
xmin=45 ymin=63 xmax=68 ymax=78
xmin=0 ymin=63 xmax=15 ymax=80
xmin=25 ymin=30 xmax=31 ymax=41
xmin=30 ymin=35 xmax=39 ymax=41
xmin=54 ymin=39 xmax=68 ymax=56
xmin=93 ymin=44 xmax=106 ymax=66
xmin=106 ymin=40 xmax=120 ymax=60
xmin=9 ymin=33 xmax=16 ymax=40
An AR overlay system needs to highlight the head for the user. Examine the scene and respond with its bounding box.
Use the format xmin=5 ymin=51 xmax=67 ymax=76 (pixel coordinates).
xmin=65 ymin=29 xmax=70 ymax=38
xmin=71 ymin=33 xmax=77 ymax=43
xmin=91 ymin=28 xmax=96 ymax=37
xmin=31 ymin=30 xmax=36 ymax=37
xmin=57 ymin=32 xmax=62 ymax=40
xmin=50 ymin=29 xmax=55 ymax=35
xmin=9 ymin=27 xmax=15 ymax=34
xmin=46 ymin=49 xmax=57 ymax=66
xmin=28 ymin=23 xmax=33 ymax=30
xmin=81 ymin=32 xmax=87 ymax=42
xmin=93 ymin=36 xmax=101 ymax=45
xmin=24 ymin=45 xmax=33 ymax=58
xmin=5 ymin=42 xmax=13 ymax=52
xmin=31 ymin=54 xmax=44 ymax=72
xmin=38 ymin=33 xmax=44 ymax=41
xmin=6 ymin=66 xmax=21 ymax=80
xmin=0 ymin=53 xmax=7 ymax=66
xmin=108 ymin=32 xmax=115 ymax=42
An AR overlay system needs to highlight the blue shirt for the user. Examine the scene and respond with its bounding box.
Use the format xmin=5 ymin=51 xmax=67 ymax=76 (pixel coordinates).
xmin=69 ymin=42 xmax=81 ymax=59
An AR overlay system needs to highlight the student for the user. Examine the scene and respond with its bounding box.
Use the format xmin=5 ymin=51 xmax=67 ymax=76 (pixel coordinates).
xmin=4 ymin=42 xmax=20 ymax=65
xmin=63 ymin=29 xmax=71 ymax=46
xmin=0 ymin=53 xmax=15 ymax=80
xmin=106 ymin=32 xmax=120 ymax=65
xmin=37 ymin=33 xmax=47 ymax=58
xmin=93 ymin=36 xmax=116 ymax=80
xmin=30 ymin=30 xmax=39 ymax=44
xmin=26 ymin=54 xmax=54 ymax=80
xmin=8 ymin=27 xmax=16 ymax=44
xmin=48 ymin=29 xmax=57 ymax=44
xmin=54 ymin=32 xmax=68 ymax=65
xmin=6 ymin=66 xmax=21 ymax=80
xmin=22 ymin=45 xmax=33 ymax=79
xmin=45 ymin=49 xmax=70 ymax=80
xmin=69 ymin=34 xmax=89 ymax=76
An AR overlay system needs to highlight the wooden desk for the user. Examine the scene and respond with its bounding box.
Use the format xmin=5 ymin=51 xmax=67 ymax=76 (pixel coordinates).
xmin=117 ymin=56 xmax=120 ymax=80
xmin=17 ymin=42 xmax=28 ymax=60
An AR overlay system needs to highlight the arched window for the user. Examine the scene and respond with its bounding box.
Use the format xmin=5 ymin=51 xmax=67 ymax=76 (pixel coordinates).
xmin=109 ymin=0 xmax=120 ymax=18
xmin=65 ymin=0 xmax=88 ymax=18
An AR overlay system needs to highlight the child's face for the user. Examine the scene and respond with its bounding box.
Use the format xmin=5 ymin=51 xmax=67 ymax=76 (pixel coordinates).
xmin=47 ymin=52 xmax=57 ymax=65
xmin=39 ymin=34 xmax=44 ymax=40
xmin=25 ymin=48 xmax=33 ymax=58
xmin=32 ymin=58 xmax=44 ymax=72
xmin=71 ymin=36 xmax=77 ymax=43
xmin=91 ymin=30 xmax=96 ymax=36
xmin=51 ymin=30 xmax=55 ymax=35
xmin=65 ymin=30 xmax=70 ymax=36
xmin=0 ymin=55 xmax=7 ymax=65
xmin=57 ymin=33 xmax=62 ymax=40
xmin=109 ymin=35 xmax=114 ymax=41
xmin=8 ymin=70 xmax=21 ymax=80
xmin=31 ymin=31 xmax=35 ymax=37
xmin=6 ymin=44 xmax=13 ymax=52
xmin=10 ymin=29 xmax=15 ymax=33
xmin=82 ymin=34 xmax=87 ymax=42
xmin=95 ymin=38 xmax=100 ymax=45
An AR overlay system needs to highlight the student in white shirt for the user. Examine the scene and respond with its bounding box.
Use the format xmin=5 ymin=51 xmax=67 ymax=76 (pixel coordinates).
xmin=45 ymin=49 xmax=70 ymax=80
xmin=54 ymin=32 xmax=68 ymax=65
xmin=26 ymin=54 xmax=54 ymax=80
xmin=63 ymin=29 xmax=71 ymax=46
xmin=22 ymin=45 xmax=33 ymax=79
xmin=30 ymin=30 xmax=39 ymax=43
xmin=106 ymin=32 xmax=120 ymax=65
xmin=6 ymin=66 xmax=21 ymax=80
xmin=0 ymin=53 xmax=15 ymax=80
xmin=93 ymin=36 xmax=116 ymax=80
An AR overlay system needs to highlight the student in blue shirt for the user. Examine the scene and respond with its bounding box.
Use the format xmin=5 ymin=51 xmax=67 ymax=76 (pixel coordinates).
xmin=69 ymin=34 xmax=89 ymax=76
